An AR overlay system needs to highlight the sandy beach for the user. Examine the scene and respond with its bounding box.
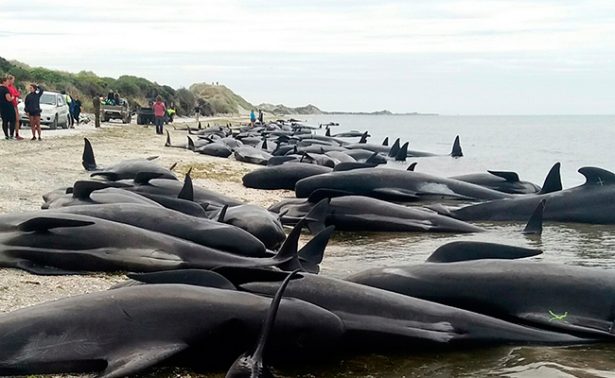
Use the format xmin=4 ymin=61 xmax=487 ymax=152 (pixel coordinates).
xmin=0 ymin=116 xmax=292 ymax=314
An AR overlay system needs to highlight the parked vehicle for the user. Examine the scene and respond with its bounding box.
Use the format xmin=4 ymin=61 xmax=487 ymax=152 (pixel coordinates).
xmin=101 ymin=98 xmax=131 ymax=123
xmin=17 ymin=91 xmax=70 ymax=129
xmin=136 ymin=105 xmax=155 ymax=125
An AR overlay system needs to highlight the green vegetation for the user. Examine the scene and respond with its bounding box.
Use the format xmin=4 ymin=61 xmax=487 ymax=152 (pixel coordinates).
xmin=0 ymin=56 xmax=323 ymax=116
xmin=1 ymin=57 xmax=203 ymax=115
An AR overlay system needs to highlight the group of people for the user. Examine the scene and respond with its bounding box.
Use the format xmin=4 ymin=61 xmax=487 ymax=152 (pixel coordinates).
xmin=1 ymin=74 xmax=44 ymax=140
xmin=250 ymin=108 xmax=264 ymax=127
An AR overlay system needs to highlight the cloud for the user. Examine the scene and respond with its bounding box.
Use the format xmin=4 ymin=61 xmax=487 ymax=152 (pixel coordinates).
xmin=1 ymin=0 xmax=615 ymax=113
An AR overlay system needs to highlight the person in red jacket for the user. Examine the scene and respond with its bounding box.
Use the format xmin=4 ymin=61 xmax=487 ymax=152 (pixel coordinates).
xmin=152 ymin=96 xmax=166 ymax=135
xmin=6 ymin=75 xmax=23 ymax=140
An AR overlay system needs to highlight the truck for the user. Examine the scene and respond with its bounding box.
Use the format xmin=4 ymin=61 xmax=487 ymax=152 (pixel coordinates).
xmin=101 ymin=99 xmax=131 ymax=124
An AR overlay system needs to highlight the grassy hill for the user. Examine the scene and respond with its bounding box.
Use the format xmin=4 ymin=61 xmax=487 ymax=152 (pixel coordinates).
xmin=0 ymin=56 xmax=322 ymax=116
xmin=189 ymin=82 xmax=254 ymax=114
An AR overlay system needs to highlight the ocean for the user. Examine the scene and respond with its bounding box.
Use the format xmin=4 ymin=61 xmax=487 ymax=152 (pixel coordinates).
xmin=286 ymin=114 xmax=615 ymax=377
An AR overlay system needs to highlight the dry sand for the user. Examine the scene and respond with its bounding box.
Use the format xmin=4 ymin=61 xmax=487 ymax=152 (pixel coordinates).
xmin=0 ymin=116 xmax=293 ymax=314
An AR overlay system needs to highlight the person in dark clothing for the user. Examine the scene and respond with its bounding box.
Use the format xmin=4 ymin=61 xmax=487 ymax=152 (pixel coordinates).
xmin=107 ymin=91 xmax=114 ymax=104
xmin=93 ymin=95 xmax=101 ymax=128
xmin=0 ymin=75 xmax=17 ymax=140
xmin=72 ymin=98 xmax=82 ymax=125
xmin=114 ymin=93 xmax=121 ymax=106
xmin=24 ymin=83 xmax=44 ymax=140
xmin=258 ymin=109 xmax=264 ymax=124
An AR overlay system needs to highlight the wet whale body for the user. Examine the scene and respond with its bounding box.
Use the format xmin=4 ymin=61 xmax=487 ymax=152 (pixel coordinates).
xmin=82 ymin=138 xmax=177 ymax=181
xmin=127 ymin=268 xmax=588 ymax=349
xmin=0 ymin=284 xmax=343 ymax=377
xmin=52 ymin=203 xmax=267 ymax=257
xmin=441 ymin=166 xmax=615 ymax=224
xmin=273 ymin=196 xmax=483 ymax=233
xmin=449 ymin=162 xmax=562 ymax=195
xmin=295 ymin=168 xmax=512 ymax=202
xmin=347 ymin=259 xmax=615 ymax=339
xmin=0 ymin=212 xmax=326 ymax=274
xmin=243 ymin=163 xmax=332 ymax=190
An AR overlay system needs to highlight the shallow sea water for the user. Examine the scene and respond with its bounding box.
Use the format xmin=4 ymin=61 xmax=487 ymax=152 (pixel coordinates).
xmin=280 ymin=114 xmax=615 ymax=377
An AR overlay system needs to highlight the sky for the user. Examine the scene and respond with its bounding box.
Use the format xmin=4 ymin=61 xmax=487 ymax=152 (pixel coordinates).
xmin=1 ymin=0 xmax=615 ymax=114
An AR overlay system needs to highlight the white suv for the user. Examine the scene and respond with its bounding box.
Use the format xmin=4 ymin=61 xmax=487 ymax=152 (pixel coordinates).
xmin=18 ymin=91 xmax=71 ymax=129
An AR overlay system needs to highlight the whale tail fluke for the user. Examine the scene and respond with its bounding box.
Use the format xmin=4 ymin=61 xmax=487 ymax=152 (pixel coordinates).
xmin=523 ymin=199 xmax=546 ymax=235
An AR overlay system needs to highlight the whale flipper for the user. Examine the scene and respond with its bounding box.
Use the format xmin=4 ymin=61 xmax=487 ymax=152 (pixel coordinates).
xmin=127 ymin=270 xmax=237 ymax=290
xmin=487 ymin=171 xmax=520 ymax=182
xmin=102 ymin=344 xmax=188 ymax=378
xmin=225 ymin=270 xmax=300 ymax=378
xmin=134 ymin=172 xmax=165 ymax=185
xmin=18 ymin=217 xmax=95 ymax=232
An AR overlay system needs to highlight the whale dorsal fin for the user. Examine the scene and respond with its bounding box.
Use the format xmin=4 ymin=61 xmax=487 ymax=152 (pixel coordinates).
xmin=388 ymin=138 xmax=401 ymax=157
xmin=82 ymin=138 xmax=97 ymax=171
xmin=539 ymin=162 xmax=562 ymax=194
xmin=382 ymin=137 xmax=389 ymax=146
xmin=187 ymin=136 xmax=195 ymax=151
xmin=325 ymin=127 xmax=331 ymax=137
xmin=579 ymin=166 xmax=615 ymax=186
xmin=451 ymin=135 xmax=463 ymax=157
xmin=178 ymin=171 xmax=194 ymax=201
xmin=523 ymin=199 xmax=546 ymax=235
xmin=359 ymin=132 xmax=368 ymax=144
xmin=395 ymin=142 xmax=409 ymax=162
xmin=407 ymin=162 xmax=417 ymax=171
xmin=487 ymin=171 xmax=519 ymax=182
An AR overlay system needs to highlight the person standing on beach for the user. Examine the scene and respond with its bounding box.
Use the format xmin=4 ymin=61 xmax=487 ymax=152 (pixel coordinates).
xmin=250 ymin=109 xmax=256 ymax=127
xmin=0 ymin=75 xmax=17 ymax=140
xmin=61 ymin=91 xmax=73 ymax=128
xmin=152 ymin=96 xmax=166 ymax=135
xmin=24 ymin=83 xmax=44 ymax=140
xmin=93 ymin=95 xmax=101 ymax=128
xmin=258 ymin=109 xmax=264 ymax=124
xmin=6 ymin=75 xmax=23 ymax=140
xmin=72 ymin=98 xmax=82 ymax=125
